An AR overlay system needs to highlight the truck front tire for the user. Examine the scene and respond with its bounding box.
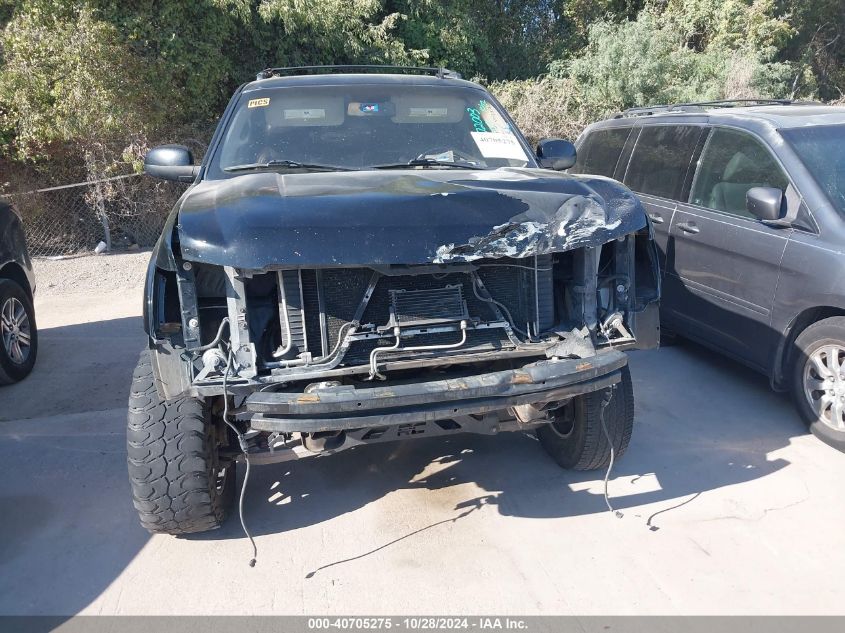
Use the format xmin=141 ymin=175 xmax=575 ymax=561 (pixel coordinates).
xmin=127 ymin=350 xmax=235 ymax=534
xmin=536 ymin=366 xmax=634 ymax=470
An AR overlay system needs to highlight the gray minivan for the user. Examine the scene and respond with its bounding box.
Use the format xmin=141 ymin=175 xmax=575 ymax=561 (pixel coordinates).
xmin=571 ymin=101 xmax=845 ymax=450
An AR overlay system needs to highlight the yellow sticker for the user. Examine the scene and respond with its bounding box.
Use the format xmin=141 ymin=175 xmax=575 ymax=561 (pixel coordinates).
xmin=248 ymin=98 xmax=270 ymax=108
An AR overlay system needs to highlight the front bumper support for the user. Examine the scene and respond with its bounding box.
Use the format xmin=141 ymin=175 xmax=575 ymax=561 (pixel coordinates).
xmin=246 ymin=349 xmax=627 ymax=432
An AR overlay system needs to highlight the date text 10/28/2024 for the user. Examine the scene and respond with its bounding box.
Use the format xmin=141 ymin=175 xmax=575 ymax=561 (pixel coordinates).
xmin=307 ymin=618 xmax=529 ymax=630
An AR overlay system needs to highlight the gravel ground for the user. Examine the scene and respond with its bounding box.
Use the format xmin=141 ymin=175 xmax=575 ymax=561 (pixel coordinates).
xmin=33 ymin=250 xmax=152 ymax=297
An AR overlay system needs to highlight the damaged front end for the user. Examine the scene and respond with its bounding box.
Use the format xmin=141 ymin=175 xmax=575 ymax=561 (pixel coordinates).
xmin=143 ymin=170 xmax=659 ymax=459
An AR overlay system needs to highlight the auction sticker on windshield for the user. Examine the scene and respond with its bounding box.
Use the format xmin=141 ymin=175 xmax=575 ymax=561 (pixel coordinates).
xmin=471 ymin=131 xmax=528 ymax=160
xmin=284 ymin=108 xmax=326 ymax=120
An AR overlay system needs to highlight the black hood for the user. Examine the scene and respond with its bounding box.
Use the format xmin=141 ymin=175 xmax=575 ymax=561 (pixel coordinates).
xmin=176 ymin=168 xmax=647 ymax=269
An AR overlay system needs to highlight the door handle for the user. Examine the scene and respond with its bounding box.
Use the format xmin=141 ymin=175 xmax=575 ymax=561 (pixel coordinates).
xmin=677 ymin=221 xmax=700 ymax=234
xmin=648 ymin=213 xmax=664 ymax=224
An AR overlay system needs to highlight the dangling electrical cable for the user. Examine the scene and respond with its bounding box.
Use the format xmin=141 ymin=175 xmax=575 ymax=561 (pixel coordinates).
xmin=222 ymin=348 xmax=258 ymax=567
xmin=598 ymin=384 xmax=623 ymax=518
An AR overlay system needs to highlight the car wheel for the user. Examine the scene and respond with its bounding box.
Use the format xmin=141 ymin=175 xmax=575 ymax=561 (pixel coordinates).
xmin=127 ymin=350 xmax=236 ymax=534
xmin=0 ymin=278 xmax=38 ymax=385
xmin=791 ymin=316 xmax=845 ymax=451
xmin=536 ymin=365 xmax=634 ymax=470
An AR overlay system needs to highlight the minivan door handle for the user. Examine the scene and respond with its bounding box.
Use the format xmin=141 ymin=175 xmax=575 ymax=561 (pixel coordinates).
xmin=677 ymin=221 xmax=700 ymax=234
xmin=648 ymin=213 xmax=664 ymax=224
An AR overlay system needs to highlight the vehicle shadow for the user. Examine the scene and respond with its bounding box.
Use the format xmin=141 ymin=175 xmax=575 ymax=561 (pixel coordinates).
xmin=0 ymin=316 xmax=149 ymax=616
xmin=0 ymin=314 xmax=145 ymax=421
xmin=193 ymin=339 xmax=805 ymax=549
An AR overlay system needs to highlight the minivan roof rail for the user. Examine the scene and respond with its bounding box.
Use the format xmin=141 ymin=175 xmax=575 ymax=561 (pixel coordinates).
xmin=255 ymin=65 xmax=462 ymax=81
xmin=615 ymin=99 xmax=818 ymax=118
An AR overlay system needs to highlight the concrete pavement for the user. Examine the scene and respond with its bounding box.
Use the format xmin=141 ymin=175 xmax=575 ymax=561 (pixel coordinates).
xmin=1 ymin=252 xmax=843 ymax=615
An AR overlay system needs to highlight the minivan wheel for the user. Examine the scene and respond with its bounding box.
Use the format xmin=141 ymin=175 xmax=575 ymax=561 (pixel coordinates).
xmin=536 ymin=366 xmax=634 ymax=470
xmin=127 ymin=350 xmax=236 ymax=534
xmin=0 ymin=278 xmax=38 ymax=385
xmin=792 ymin=317 xmax=845 ymax=451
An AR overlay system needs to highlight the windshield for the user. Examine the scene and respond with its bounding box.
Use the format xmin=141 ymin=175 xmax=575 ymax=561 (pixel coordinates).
xmin=206 ymin=83 xmax=532 ymax=178
xmin=781 ymin=124 xmax=845 ymax=215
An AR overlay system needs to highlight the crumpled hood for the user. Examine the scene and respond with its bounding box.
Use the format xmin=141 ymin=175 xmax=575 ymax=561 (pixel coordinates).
xmin=176 ymin=168 xmax=646 ymax=268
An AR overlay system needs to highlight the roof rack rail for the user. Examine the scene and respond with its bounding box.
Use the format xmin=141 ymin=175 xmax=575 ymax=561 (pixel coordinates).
xmin=255 ymin=65 xmax=462 ymax=81
xmin=615 ymin=98 xmax=813 ymax=118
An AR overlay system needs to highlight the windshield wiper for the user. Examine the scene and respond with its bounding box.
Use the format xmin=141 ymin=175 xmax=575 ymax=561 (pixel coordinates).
xmin=224 ymin=160 xmax=355 ymax=173
xmin=371 ymin=158 xmax=480 ymax=170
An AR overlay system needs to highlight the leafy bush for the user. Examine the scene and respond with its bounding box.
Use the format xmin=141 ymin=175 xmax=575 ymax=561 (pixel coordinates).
xmin=489 ymin=77 xmax=594 ymax=146
xmin=0 ymin=2 xmax=164 ymax=159
xmin=492 ymin=0 xmax=802 ymax=143
xmin=562 ymin=5 xmax=794 ymax=111
xmin=0 ymin=0 xmax=841 ymax=176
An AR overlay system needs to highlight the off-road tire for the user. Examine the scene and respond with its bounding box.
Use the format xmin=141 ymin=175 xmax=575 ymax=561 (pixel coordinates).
xmin=0 ymin=278 xmax=37 ymax=385
xmin=791 ymin=317 xmax=845 ymax=452
xmin=127 ymin=350 xmax=236 ymax=534
xmin=536 ymin=365 xmax=634 ymax=470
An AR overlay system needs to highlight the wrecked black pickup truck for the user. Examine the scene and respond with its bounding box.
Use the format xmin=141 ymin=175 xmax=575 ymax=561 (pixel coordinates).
xmin=128 ymin=66 xmax=660 ymax=536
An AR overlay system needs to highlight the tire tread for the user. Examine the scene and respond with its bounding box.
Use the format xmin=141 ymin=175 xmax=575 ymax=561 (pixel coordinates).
xmin=537 ymin=366 xmax=634 ymax=471
xmin=127 ymin=350 xmax=232 ymax=534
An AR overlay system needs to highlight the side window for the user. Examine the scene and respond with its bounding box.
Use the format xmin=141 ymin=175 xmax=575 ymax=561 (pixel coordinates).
xmin=690 ymin=128 xmax=789 ymax=218
xmin=572 ymin=127 xmax=631 ymax=177
xmin=624 ymin=125 xmax=701 ymax=200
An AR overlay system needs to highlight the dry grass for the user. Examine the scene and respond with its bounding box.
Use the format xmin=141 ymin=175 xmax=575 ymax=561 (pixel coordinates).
xmin=722 ymin=54 xmax=760 ymax=100
xmin=489 ymin=77 xmax=599 ymax=145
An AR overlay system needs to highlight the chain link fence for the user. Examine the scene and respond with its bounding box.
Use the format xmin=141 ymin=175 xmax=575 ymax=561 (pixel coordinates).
xmin=3 ymin=173 xmax=187 ymax=257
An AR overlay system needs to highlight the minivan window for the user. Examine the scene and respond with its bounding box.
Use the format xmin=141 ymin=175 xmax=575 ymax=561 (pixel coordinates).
xmin=624 ymin=125 xmax=701 ymax=200
xmin=690 ymin=128 xmax=789 ymax=219
xmin=781 ymin=124 xmax=845 ymax=216
xmin=572 ymin=127 xmax=631 ymax=178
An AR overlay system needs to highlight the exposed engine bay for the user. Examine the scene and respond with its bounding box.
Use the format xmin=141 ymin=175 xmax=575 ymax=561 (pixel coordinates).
xmin=153 ymin=232 xmax=656 ymax=384
xmin=144 ymin=223 xmax=658 ymax=463
xmin=142 ymin=165 xmax=662 ymax=461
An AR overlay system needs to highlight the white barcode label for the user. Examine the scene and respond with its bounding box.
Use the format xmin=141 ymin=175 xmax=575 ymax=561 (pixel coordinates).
xmin=470 ymin=132 xmax=528 ymax=160
xmin=409 ymin=107 xmax=448 ymax=117
xmin=283 ymin=108 xmax=326 ymax=120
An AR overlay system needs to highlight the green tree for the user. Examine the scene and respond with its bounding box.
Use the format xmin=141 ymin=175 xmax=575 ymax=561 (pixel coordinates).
xmin=558 ymin=1 xmax=794 ymax=113
xmin=0 ymin=0 xmax=841 ymax=167
xmin=0 ymin=1 xmax=164 ymax=158
xmin=257 ymin=0 xmax=413 ymax=68
xmin=778 ymin=0 xmax=845 ymax=99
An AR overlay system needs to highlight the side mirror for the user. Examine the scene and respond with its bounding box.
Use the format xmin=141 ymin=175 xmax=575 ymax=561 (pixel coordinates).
xmin=144 ymin=145 xmax=199 ymax=183
xmin=536 ymin=138 xmax=577 ymax=171
xmin=746 ymin=187 xmax=785 ymax=222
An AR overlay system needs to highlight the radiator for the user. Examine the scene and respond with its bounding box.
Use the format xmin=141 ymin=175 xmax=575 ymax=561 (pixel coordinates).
xmin=266 ymin=255 xmax=554 ymax=368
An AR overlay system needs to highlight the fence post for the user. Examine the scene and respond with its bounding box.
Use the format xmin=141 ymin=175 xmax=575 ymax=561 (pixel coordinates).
xmin=84 ymin=150 xmax=111 ymax=252
xmin=91 ymin=179 xmax=112 ymax=251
